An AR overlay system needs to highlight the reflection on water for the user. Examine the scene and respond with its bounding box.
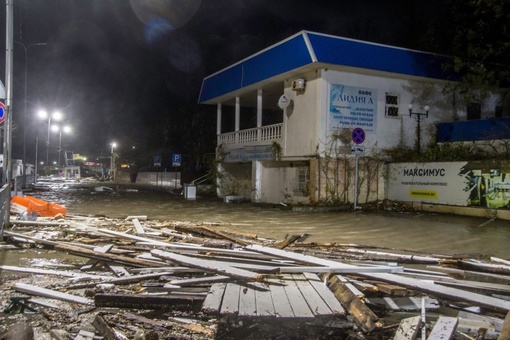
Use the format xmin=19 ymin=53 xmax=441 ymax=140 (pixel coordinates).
xmin=24 ymin=182 xmax=510 ymax=258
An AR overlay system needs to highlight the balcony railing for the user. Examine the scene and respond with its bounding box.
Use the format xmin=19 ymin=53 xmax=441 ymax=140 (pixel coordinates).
xmin=218 ymin=123 xmax=283 ymax=146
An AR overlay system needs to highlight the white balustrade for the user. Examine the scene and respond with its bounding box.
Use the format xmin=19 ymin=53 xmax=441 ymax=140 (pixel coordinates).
xmin=218 ymin=123 xmax=282 ymax=146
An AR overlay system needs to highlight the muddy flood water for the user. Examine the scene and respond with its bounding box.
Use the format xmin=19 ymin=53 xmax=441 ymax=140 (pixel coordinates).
xmin=17 ymin=179 xmax=510 ymax=260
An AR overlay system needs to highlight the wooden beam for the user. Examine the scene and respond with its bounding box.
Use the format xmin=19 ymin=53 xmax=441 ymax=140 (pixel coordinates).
xmin=14 ymin=283 xmax=93 ymax=305
xmin=54 ymin=242 xmax=161 ymax=268
xmin=393 ymin=316 xmax=421 ymax=340
xmin=322 ymin=273 xmax=382 ymax=333
xmin=94 ymin=293 xmax=204 ymax=309
xmin=427 ymin=316 xmax=458 ymax=340
xmin=151 ymin=249 xmax=264 ymax=281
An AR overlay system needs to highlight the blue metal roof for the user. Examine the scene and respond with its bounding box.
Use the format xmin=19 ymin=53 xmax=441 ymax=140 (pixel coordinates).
xmin=198 ymin=31 xmax=457 ymax=104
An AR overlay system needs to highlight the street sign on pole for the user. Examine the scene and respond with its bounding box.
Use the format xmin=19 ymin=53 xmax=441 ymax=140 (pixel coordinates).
xmin=352 ymin=127 xmax=365 ymax=144
xmin=0 ymin=102 xmax=5 ymax=124
xmin=172 ymin=154 xmax=181 ymax=167
xmin=154 ymin=155 xmax=161 ymax=167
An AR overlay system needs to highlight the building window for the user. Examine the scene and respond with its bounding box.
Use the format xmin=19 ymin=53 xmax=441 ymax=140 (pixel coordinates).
xmin=385 ymin=93 xmax=399 ymax=118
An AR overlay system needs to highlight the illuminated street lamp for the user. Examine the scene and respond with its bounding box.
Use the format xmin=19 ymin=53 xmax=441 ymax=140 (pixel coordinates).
xmin=110 ymin=142 xmax=117 ymax=180
xmin=37 ymin=109 xmax=62 ymax=173
xmin=52 ymin=124 xmax=72 ymax=168
xmin=408 ymin=104 xmax=430 ymax=153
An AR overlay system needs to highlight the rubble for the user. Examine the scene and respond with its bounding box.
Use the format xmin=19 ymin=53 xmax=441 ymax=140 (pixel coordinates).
xmin=0 ymin=211 xmax=509 ymax=339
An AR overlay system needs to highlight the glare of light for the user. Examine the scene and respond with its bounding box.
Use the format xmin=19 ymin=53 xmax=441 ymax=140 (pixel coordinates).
xmin=38 ymin=109 xmax=63 ymax=120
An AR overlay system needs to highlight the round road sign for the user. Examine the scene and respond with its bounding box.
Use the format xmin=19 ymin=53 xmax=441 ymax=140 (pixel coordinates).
xmin=352 ymin=127 xmax=365 ymax=144
xmin=0 ymin=102 xmax=5 ymax=124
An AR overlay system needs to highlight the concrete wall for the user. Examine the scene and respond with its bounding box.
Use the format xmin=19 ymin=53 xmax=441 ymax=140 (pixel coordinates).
xmin=135 ymin=172 xmax=181 ymax=189
xmin=283 ymin=70 xmax=321 ymax=157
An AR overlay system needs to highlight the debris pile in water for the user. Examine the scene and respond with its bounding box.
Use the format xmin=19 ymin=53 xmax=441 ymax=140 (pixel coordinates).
xmin=1 ymin=211 xmax=509 ymax=339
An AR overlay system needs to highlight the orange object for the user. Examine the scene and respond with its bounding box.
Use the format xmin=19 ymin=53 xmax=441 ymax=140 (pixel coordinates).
xmin=11 ymin=195 xmax=66 ymax=217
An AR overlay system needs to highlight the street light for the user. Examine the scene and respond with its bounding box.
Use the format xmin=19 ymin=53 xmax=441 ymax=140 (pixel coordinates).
xmin=408 ymin=104 xmax=430 ymax=153
xmin=14 ymin=41 xmax=47 ymax=187
xmin=38 ymin=109 xmax=62 ymax=174
xmin=110 ymin=142 xmax=117 ymax=180
xmin=51 ymin=124 xmax=71 ymax=168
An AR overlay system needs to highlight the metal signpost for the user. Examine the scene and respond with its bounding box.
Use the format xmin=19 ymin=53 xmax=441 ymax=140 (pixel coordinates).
xmin=172 ymin=154 xmax=181 ymax=190
xmin=351 ymin=127 xmax=365 ymax=210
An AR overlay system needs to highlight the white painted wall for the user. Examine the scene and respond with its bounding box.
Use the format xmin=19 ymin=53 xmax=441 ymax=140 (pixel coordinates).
xmin=283 ymin=71 xmax=321 ymax=157
xmin=282 ymin=69 xmax=456 ymax=157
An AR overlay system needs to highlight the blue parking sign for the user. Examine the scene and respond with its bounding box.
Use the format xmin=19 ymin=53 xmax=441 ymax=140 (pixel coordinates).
xmin=154 ymin=155 xmax=161 ymax=166
xmin=172 ymin=154 xmax=181 ymax=166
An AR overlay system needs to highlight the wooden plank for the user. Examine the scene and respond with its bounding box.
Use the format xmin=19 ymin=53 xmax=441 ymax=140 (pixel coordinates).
xmin=254 ymin=284 xmax=274 ymax=316
xmin=267 ymin=279 xmax=294 ymax=317
xmin=291 ymin=274 xmax=331 ymax=316
xmin=383 ymin=297 xmax=400 ymax=311
xmin=280 ymin=274 xmax=313 ymax=318
xmin=55 ymin=243 xmax=160 ymax=268
xmin=408 ymin=297 xmax=440 ymax=311
xmin=220 ymin=283 xmax=240 ymax=314
xmin=323 ymin=274 xmax=382 ymax=333
xmin=68 ymin=272 xmax=173 ymax=289
xmin=274 ymin=234 xmax=303 ymax=249
xmin=106 ymin=264 xmax=131 ymax=277
xmin=14 ymin=283 xmax=93 ymax=305
xmin=499 ymin=311 xmax=510 ymax=340
xmin=278 ymin=265 xmax=403 ymax=274
xmin=457 ymin=311 xmax=503 ymax=332
xmin=198 ymin=225 xmax=249 ymax=246
xmin=427 ymin=316 xmax=458 ymax=340
xmin=171 ymin=275 xmax=230 ymax=286
xmin=0 ymin=265 xmax=110 ymax=280
xmin=94 ymin=293 xmax=204 ymax=309
xmin=201 ymin=283 xmax=226 ymax=313
xmin=75 ymin=330 xmax=95 ymax=340
xmin=151 ymin=249 xmax=263 ymax=281
xmin=361 ymin=272 xmax=510 ymax=313
xmin=132 ymin=218 xmax=145 ymax=235
xmin=238 ymin=286 xmax=256 ymax=316
xmin=302 ymin=272 xmax=345 ymax=315
xmin=393 ymin=315 xmax=422 ymax=340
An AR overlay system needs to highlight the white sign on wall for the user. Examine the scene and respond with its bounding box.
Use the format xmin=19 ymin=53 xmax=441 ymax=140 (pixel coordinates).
xmin=329 ymin=84 xmax=377 ymax=132
xmin=387 ymin=161 xmax=510 ymax=209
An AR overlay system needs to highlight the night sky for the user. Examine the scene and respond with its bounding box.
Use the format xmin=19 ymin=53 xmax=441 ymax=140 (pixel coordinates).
xmin=0 ymin=0 xmax=443 ymax=167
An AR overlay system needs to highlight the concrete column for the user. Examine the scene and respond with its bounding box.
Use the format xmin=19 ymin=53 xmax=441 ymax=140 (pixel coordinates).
xmin=257 ymin=89 xmax=262 ymax=140
xmin=235 ymin=97 xmax=240 ymax=131
xmin=235 ymin=97 xmax=240 ymax=143
xmin=216 ymin=103 xmax=222 ymax=135
xmin=253 ymin=160 xmax=263 ymax=202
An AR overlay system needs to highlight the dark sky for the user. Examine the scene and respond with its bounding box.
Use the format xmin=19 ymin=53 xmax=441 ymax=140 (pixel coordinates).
xmin=0 ymin=0 xmax=442 ymax=165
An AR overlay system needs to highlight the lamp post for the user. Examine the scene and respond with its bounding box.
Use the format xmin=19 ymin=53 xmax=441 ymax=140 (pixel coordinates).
xmin=14 ymin=41 xmax=47 ymax=187
xmin=110 ymin=142 xmax=117 ymax=180
xmin=52 ymin=124 xmax=71 ymax=168
xmin=408 ymin=104 xmax=430 ymax=153
xmin=38 ymin=109 xmax=62 ymax=174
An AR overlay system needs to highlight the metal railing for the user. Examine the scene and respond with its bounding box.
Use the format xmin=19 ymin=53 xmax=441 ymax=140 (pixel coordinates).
xmin=218 ymin=123 xmax=283 ymax=146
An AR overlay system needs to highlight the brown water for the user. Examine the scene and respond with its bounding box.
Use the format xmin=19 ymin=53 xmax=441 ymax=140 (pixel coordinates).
xmin=24 ymin=180 xmax=510 ymax=259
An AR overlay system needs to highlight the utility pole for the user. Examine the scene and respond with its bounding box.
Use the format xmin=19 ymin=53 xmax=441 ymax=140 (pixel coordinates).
xmin=3 ymin=0 xmax=14 ymax=234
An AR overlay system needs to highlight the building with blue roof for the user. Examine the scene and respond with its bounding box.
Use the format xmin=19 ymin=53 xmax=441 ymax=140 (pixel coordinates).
xmin=198 ymin=31 xmax=506 ymax=205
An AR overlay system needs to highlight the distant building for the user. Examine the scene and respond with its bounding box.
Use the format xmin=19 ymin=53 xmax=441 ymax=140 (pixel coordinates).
xmin=199 ymin=31 xmax=505 ymax=205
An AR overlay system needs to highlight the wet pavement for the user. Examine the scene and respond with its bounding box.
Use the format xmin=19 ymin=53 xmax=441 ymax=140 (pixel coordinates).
xmin=19 ymin=179 xmax=510 ymax=259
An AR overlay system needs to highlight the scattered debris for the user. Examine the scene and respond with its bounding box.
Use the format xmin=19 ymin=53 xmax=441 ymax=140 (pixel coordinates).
xmin=0 ymin=212 xmax=509 ymax=339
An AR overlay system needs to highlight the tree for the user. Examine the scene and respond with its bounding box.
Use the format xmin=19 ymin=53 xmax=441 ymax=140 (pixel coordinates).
xmin=430 ymin=0 xmax=510 ymax=97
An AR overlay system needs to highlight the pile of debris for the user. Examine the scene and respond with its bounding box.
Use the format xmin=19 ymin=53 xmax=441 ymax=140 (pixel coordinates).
xmin=1 ymin=214 xmax=509 ymax=339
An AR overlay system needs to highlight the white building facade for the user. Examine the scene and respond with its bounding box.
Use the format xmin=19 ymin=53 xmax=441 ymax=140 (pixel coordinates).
xmin=199 ymin=31 xmax=501 ymax=205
